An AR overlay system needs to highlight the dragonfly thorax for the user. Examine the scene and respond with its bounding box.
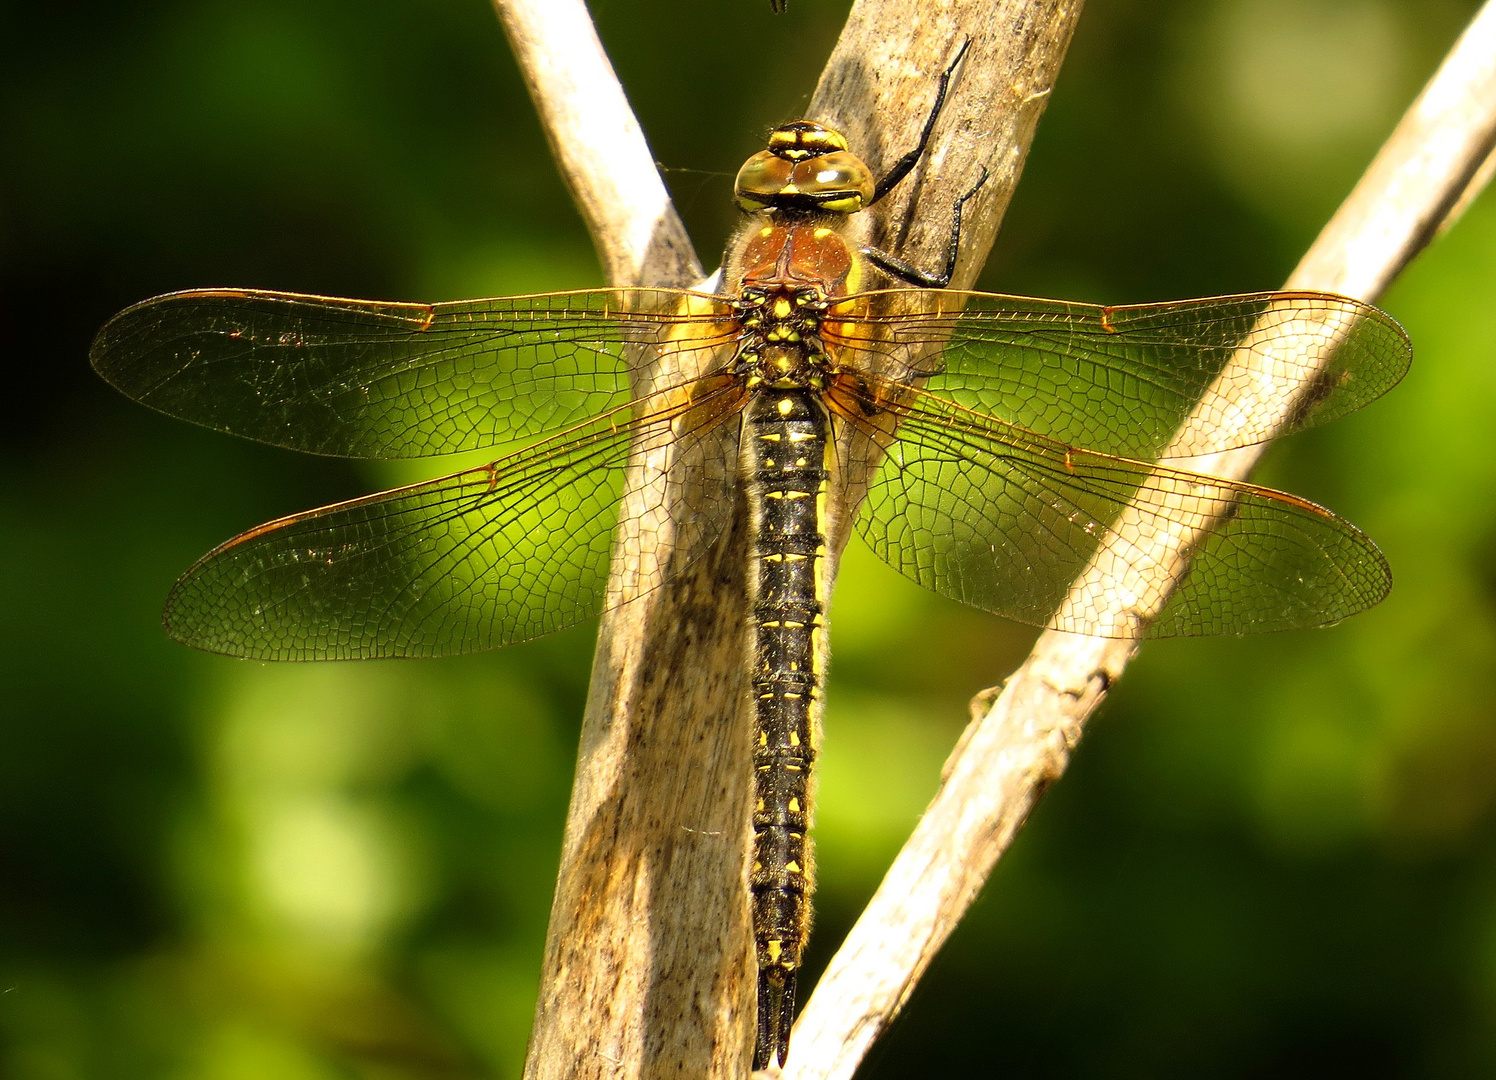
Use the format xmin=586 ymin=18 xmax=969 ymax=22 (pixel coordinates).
xmin=735 ymin=285 xmax=832 ymax=391
xmin=726 ymin=216 xmax=861 ymax=392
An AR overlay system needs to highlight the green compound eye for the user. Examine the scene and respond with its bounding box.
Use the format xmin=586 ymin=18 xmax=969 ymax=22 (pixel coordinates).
xmin=734 ymin=151 xmax=794 ymax=211
xmin=734 ymin=143 xmax=874 ymax=215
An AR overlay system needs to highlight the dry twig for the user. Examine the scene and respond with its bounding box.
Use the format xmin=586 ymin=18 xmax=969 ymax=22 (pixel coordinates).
xmin=495 ymin=0 xmax=1082 ymax=1076
xmin=493 ymin=0 xmax=700 ymax=288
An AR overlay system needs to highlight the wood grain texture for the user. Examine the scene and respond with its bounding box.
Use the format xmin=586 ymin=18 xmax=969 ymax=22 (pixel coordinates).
xmin=783 ymin=5 xmax=1496 ymax=1078
xmin=508 ymin=1 xmax=1084 ymax=1077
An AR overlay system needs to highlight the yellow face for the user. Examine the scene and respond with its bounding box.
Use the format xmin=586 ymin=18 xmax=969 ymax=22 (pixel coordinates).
xmin=734 ymin=122 xmax=875 ymax=214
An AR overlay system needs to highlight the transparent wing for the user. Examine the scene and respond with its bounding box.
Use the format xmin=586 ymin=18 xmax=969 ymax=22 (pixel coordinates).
xmin=91 ymin=287 xmax=736 ymax=458
xmin=847 ymin=393 xmax=1390 ymax=638
xmin=824 ymin=290 xmax=1410 ymax=459
xmin=165 ymin=381 xmax=745 ymax=659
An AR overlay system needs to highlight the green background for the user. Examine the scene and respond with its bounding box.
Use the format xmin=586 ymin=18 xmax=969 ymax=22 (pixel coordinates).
xmin=3 ymin=0 xmax=1495 ymax=1075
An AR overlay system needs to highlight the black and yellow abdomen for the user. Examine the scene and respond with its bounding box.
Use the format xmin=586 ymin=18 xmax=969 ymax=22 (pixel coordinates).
xmin=744 ymin=386 xmax=829 ymax=1069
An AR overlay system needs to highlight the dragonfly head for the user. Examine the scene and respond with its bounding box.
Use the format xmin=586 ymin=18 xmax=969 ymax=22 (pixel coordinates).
xmin=735 ymin=121 xmax=874 ymax=216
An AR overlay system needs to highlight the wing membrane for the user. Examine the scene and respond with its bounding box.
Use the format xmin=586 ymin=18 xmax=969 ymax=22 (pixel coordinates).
xmin=91 ymin=287 xmax=736 ymax=458
xmin=116 ymin=280 xmax=1402 ymax=651
xmin=166 ymin=384 xmax=744 ymax=659
xmin=825 ymin=290 xmax=1409 ymax=459
xmin=851 ymin=396 xmax=1389 ymax=638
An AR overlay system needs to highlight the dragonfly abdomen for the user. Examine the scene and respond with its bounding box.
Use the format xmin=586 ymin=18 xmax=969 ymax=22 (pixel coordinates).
xmin=744 ymin=386 xmax=829 ymax=1069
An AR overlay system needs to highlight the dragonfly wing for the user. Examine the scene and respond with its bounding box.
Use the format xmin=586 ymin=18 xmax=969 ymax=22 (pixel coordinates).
xmin=850 ymin=404 xmax=1390 ymax=638
xmin=166 ymin=387 xmax=743 ymax=659
xmin=825 ymin=290 xmax=1410 ymax=459
xmin=91 ymin=287 xmax=736 ymax=458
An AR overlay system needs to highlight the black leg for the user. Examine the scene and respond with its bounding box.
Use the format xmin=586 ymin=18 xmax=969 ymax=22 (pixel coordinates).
xmin=868 ymin=38 xmax=971 ymax=207
xmin=862 ymin=166 xmax=989 ymax=288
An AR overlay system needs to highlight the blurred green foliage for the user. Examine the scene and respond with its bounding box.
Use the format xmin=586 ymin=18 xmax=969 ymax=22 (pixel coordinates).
xmin=1 ymin=0 xmax=1493 ymax=1075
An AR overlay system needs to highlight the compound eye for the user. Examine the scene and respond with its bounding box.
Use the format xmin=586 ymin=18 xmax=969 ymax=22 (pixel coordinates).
xmin=734 ymin=151 xmax=795 ymax=211
xmin=789 ymin=151 xmax=874 ymax=213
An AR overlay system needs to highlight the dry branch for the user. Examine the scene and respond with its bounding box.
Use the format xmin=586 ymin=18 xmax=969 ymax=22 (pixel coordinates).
xmin=496 ymin=0 xmax=1083 ymax=1076
xmin=783 ymin=4 xmax=1496 ymax=1078
xmin=493 ymin=0 xmax=701 ymax=288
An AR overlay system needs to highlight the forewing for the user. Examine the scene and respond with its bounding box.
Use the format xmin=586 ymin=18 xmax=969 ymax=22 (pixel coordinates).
xmin=91 ymin=287 xmax=736 ymax=458
xmin=850 ymin=399 xmax=1390 ymax=638
xmin=165 ymin=385 xmax=744 ymax=659
xmin=824 ymin=290 xmax=1409 ymax=459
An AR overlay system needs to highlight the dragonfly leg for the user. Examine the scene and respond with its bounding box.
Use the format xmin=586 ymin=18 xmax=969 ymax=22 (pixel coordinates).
xmin=868 ymin=38 xmax=971 ymax=206
xmin=862 ymin=166 xmax=989 ymax=288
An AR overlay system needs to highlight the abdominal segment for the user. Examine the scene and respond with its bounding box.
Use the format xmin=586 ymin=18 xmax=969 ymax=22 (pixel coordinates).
xmin=743 ymin=386 xmax=829 ymax=1067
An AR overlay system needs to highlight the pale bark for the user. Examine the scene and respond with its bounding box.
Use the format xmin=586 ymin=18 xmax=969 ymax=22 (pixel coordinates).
xmin=493 ymin=0 xmax=701 ymax=289
xmin=782 ymin=5 xmax=1496 ymax=1079
xmin=496 ymin=1 xmax=1084 ymax=1077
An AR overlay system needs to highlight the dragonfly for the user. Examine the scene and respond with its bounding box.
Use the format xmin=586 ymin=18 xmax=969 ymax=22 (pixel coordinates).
xmin=90 ymin=51 xmax=1408 ymax=1070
